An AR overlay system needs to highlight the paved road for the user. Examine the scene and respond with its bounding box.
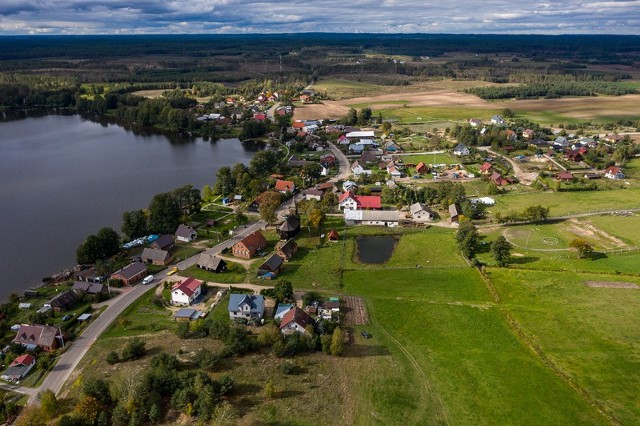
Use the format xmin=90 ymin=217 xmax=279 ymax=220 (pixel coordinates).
xmin=21 ymin=221 xmax=268 ymax=403
xmin=327 ymin=141 xmax=350 ymax=181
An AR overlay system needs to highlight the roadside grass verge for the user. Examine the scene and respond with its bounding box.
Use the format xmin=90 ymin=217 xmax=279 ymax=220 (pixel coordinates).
xmin=101 ymin=289 xmax=175 ymax=338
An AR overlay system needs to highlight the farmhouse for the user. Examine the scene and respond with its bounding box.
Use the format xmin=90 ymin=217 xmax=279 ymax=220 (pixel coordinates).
xmin=490 ymin=172 xmax=509 ymax=186
xmin=47 ymin=290 xmax=79 ymax=312
xmin=150 ymin=234 xmax=175 ymax=251
xmin=605 ymin=166 xmax=625 ymax=180
xmin=13 ymin=324 xmax=64 ymax=351
xmin=479 ymin=162 xmax=492 ymax=175
xmin=276 ymin=239 xmax=298 ymax=261
xmin=1 ymin=354 xmax=36 ymax=383
xmin=232 ymin=231 xmax=268 ymax=259
xmin=141 ymin=248 xmax=173 ymax=266
xmin=453 ymin=143 xmax=470 ymax=156
xmin=491 ymin=115 xmax=505 ymax=125
xmin=196 ymin=253 xmax=227 ymax=273
xmin=72 ymin=281 xmax=107 ymax=295
xmin=275 ymin=179 xmax=295 ymax=193
xmin=415 ymin=162 xmax=429 ymax=175
xmin=228 ymin=294 xmax=265 ymax=321
xmin=339 ymin=191 xmax=382 ymax=210
xmin=171 ymin=277 xmax=203 ymax=306
xmin=175 ymin=224 xmax=197 ymax=242
xmin=111 ymin=262 xmax=147 ymax=286
xmin=557 ymin=171 xmax=574 ymax=181
xmin=257 ymin=254 xmax=284 ymax=278
xmin=303 ymin=188 xmax=324 ymax=201
xmin=344 ymin=209 xmax=399 ymax=227
xmin=410 ymin=203 xmax=434 ymax=222
xmin=279 ymin=215 xmax=301 ymax=240
xmin=351 ymin=160 xmax=369 ymax=177
xmin=280 ymin=306 xmax=313 ymax=335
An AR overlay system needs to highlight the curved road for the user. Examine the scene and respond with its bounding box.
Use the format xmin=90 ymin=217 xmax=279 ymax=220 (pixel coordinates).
xmin=18 ymin=220 xmax=267 ymax=402
xmin=327 ymin=141 xmax=350 ymax=181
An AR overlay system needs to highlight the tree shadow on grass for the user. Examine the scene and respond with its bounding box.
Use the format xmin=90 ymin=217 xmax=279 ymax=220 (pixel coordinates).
xmin=232 ymin=383 xmax=262 ymax=398
xmin=508 ymin=256 xmax=539 ymax=265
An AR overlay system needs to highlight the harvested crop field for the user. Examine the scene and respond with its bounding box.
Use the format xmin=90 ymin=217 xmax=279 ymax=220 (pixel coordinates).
xmin=503 ymin=94 xmax=640 ymax=121
xmin=344 ymin=296 xmax=369 ymax=325
xmin=585 ymin=281 xmax=639 ymax=289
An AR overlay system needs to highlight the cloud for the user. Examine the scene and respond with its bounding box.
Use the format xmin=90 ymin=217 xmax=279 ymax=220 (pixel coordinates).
xmin=0 ymin=0 xmax=639 ymax=34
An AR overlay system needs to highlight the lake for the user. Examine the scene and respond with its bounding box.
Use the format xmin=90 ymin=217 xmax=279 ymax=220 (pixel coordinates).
xmin=0 ymin=112 xmax=261 ymax=299
xmin=356 ymin=236 xmax=397 ymax=264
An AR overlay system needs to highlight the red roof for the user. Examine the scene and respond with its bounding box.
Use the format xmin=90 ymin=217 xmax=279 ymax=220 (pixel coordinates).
xmin=254 ymin=113 xmax=267 ymax=121
xmin=328 ymin=229 xmax=339 ymax=240
xmin=339 ymin=191 xmax=382 ymax=209
xmin=292 ymin=121 xmax=305 ymax=129
xmin=416 ymin=162 xmax=428 ymax=172
xmin=172 ymin=277 xmax=202 ymax=297
xmin=275 ymin=179 xmax=295 ymax=192
xmin=557 ymin=171 xmax=574 ymax=180
xmin=480 ymin=162 xmax=492 ymax=172
xmin=280 ymin=306 xmax=311 ymax=330
xmin=490 ymin=172 xmax=508 ymax=186
xmin=606 ymin=166 xmax=620 ymax=174
xmin=11 ymin=354 xmax=36 ymax=367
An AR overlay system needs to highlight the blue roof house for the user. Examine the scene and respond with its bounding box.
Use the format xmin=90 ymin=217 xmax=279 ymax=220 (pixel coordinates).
xmin=228 ymin=294 xmax=265 ymax=321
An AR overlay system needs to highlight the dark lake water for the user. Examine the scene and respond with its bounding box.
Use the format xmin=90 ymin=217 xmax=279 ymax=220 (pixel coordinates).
xmin=356 ymin=236 xmax=397 ymax=264
xmin=0 ymin=112 xmax=261 ymax=299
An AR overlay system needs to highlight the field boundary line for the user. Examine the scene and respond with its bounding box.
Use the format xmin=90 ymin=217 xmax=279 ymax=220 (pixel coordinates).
xmin=479 ymin=268 xmax=619 ymax=425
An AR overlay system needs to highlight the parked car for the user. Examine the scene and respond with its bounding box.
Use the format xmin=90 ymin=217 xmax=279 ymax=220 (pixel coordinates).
xmin=62 ymin=314 xmax=73 ymax=321
xmin=361 ymin=331 xmax=372 ymax=339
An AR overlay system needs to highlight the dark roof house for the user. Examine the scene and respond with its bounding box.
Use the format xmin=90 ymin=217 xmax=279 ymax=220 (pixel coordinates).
xmin=72 ymin=281 xmax=107 ymax=295
xmin=48 ymin=290 xmax=79 ymax=312
xmin=196 ymin=253 xmax=227 ymax=273
xmin=141 ymin=248 xmax=173 ymax=266
xmin=111 ymin=262 xmax=147 ymax=285
xmin=258 ymin=254 xmax=284 ymax=278
xmin=275 ymin=239 xmax=298 ymax=261
xmin=279 ymin=215 xmax=301 ymax=240
xmin=13 ymin=324 xmax=63 ymax=351
xmin=150 ymin=235 xmax=175 ymax=251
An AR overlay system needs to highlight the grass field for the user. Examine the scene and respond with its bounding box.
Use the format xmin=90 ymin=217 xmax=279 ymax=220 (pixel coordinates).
xmin=488 ymin=188 xmax=640 ymax=217
xmin=586 ymin=213 xmax=640 ymax=245
xmin=101 ymin=288 xmax=175 ymax=338
xmin=377 ymin=106 xmax=501 ymax=124
xmin=488 ymin=268 xmax=640 ymax=424
xmin=181 ymin=263 xmax=247 ymax=284
xmin=341 ymin=229 xmax=607 ymax=424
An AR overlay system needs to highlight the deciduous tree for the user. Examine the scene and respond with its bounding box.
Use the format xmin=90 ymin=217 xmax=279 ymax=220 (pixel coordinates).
xmin=491 ymin=236 xmax=512 ymax=267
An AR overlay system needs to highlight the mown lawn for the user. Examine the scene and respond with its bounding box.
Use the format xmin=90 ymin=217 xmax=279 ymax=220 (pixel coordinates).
xmin=101 ymin=289 xmax=175 ymax=338
xmin=488 ymin=268 xmax=640 ymax=424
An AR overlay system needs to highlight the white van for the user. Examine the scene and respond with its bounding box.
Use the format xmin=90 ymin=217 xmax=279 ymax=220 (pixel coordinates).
xmin=142 ymin=275 xmax=154 ymax=285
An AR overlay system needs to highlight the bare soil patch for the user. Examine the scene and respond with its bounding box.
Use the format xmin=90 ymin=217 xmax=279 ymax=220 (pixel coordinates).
xmin=568 ymin=218 xmax=629 ymax=250
xmin=344 ymin=296 xmax=369 ymax=325
xmin=585 ymin=281 xmax=639 ymax=289
xmin=503 ymin=94 xmax=640 ymax=119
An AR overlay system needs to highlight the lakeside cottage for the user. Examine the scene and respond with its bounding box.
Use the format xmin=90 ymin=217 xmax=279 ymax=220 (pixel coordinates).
xmin=13 ymin=324 xmax=64 ymax=351
xmin=175 ymin=224 xmax=197 ymax=242
xmin=111 ymin=262 xmax=147 ymax=286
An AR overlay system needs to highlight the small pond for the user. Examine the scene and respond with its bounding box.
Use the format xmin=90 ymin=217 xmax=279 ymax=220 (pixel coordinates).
xmin=356 ymin=236 xmax=397 ymax=264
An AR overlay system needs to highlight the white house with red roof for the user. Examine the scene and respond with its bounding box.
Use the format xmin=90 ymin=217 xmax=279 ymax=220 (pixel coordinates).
xmin=604 ymin=166 xmax=625 ymax=180
xmin=280 ymin=306 xmax=313 ymax=335
xmin=274 ymin=179 xmax=295 ymax=193
xmin=171 ymin=277 xmax=203 ymax=306
xmin=339 ymin=191 xmax=382 ymax=210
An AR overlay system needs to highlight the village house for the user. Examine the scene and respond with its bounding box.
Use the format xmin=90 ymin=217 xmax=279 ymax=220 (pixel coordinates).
xmin=344 ymin=209 xmax=399 ymax=227
xmin=351 ymin=160 xmax=369 ymax=177
xmin=605 ymin=166 xmax=625 ymax=180
xmin=257 ymin=254 xmax=284 ymax=278
xmin=141 ymin=248 xmax=173 ymax=266
xmin=339 ymin=191 xmax=382 ymax=210
xmin=248 ymin=191 xmax=276 ymax=213
xmin=490 ymin=172 xmax=509 ymax=186
xmin=150 ymin=234 xmax=175 ymax=251
xmin=280 ymin=306 xmax=312 ymax=335
xmin=175 ymin=224 xmax=197 ymax=243
xmin=415 ymin=162 xmax=429 ymax=175
xmin=276 ymin=239 xmax=298 ymax=261
xmin=111 ymin=262 xmax=147 ymax=286
xmin=196 ymin=253 xmax=227 ymax=273
xmin=232 ymin=231 xmax=268 ymax=259
xmin=349 ymin=144 xmax=365 ymax=154
xmin=47 ymin=290 xmax=79 ymax=312
xmin=274 ymin=303 xmax=294 ymax=321
xmin=385 ymin=140 xmax=402 ymax=153
xmin=522 ymin=129 xmax=535 ymax=139
xmin=74 ymin=267 xmax=102 ymax=283
xmin=342 ymin=180 xmax=358 ymax=192
xmin=13 ymin=324 xmax=64 ymax=351
xmin=479 ymin=162 xmax=492 ymax=175
xmin=345 ymin=130 xmax=375 ymax=140
xmin=303 ymin=188 xmax=324 ymax=201
xmin=603 ymin=134 xmax=624 ymax=144
xmin=1 ymin=354 xmax=36 ymax=383
xmin=171 ymin=277 xmax=203 ymax=306
xmin=449 ymin=203 xmax=462 ymax=223
xmin=453 ymin=143 xmax=470 ymax=156
xmin=173 ymin=308 xmax=202 ymax=321
xmin=556 ymin=171 xmax=574 ymax=182
xmin=491 ymin=115 xmax=506 ymax=126
xmin=275 ymin=179 xmax=295 ymax=193
xmin=468 ymin=118 xmax=482 ymax=127
xmin=554 ymin=136 xmax=569 ymax=148
xmin=228 ymin=294 xmax=265 ymax=321
xmin=387 ymin=164 xmax=403 ymax=178
xmin=279 ymin=215 xmax=301 ymax=240
xmin=320 ymin=153 xmax=336 ymax=167
xmin=72 ymin=281 xmax=107 ymax=295
xmin=287 ymin=155 xmax=309 ymax=168
xmin=410 ymin=203 xmax=434 ymax=222
xmin=320 ymin=301 xmax=340 ymax=320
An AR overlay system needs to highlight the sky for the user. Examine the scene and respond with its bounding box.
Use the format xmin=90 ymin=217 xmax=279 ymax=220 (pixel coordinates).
xmin=0 ymin=0 xmax=639 ymax=35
